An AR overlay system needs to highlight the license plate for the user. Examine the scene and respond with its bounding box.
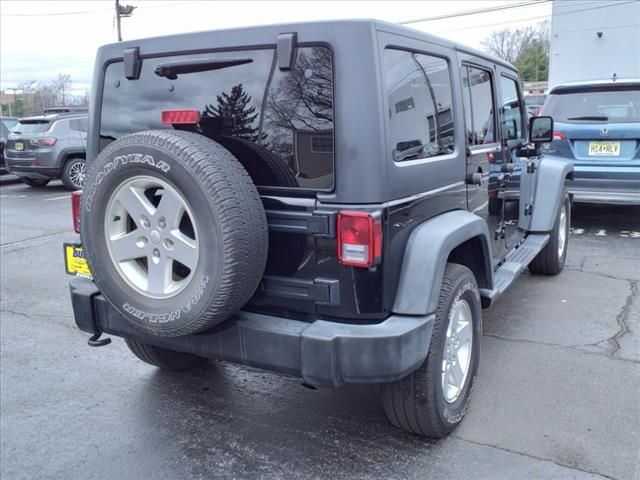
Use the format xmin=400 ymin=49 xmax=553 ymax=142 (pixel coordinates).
xmin=14 ymin=141 xmax=24 ymax=151
xmin=64 ymin=243 xmax=92 ymax=279
xmin=588 ymin=141 xmax=620 ymax=156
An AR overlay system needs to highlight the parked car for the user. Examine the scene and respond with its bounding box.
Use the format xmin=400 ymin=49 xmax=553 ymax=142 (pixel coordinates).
xmin=0 ymin=116 xmax=18 ymax=174
xmin=4 ymin=113 xmax=87 ymax=190
xmin=66 ymin=19 xmax=572 ymax=439
xmin=525 ymin=93 xmax=546 ymax=117
xmin=542 ymin=79 xmax=640 ymax=204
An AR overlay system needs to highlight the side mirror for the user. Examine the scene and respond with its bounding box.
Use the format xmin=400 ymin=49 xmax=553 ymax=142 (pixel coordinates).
xmin=529 ymin=116 xmax=553 ymax=144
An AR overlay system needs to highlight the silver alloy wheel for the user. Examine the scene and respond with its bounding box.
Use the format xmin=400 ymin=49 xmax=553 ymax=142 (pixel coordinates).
xmin=104 ymin=175 xmax=199 ymax=299
xmin=557 ymin=203 xmax=567 ymax=259
xmin=442 ymin=298 xmax=473 ymax=403
xmin=69 ymin=160 xmax=87 ymax=188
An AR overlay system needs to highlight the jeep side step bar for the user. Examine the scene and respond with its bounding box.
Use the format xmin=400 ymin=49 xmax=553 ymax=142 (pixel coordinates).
xmin=480 ymin=233 xmax=550 ymax=306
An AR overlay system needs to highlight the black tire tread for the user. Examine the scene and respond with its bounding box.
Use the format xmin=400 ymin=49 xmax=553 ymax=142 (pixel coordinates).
xmin=125 ymin=338 xmax=206 ymax=370
xmin=221 ymin=136 xmax=299 ymax=188
xmin=21 ymin=177 xmax=49 ymax=188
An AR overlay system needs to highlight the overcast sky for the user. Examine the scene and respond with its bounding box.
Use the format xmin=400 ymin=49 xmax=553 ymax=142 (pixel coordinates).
xmin=0 ymin=0 xmax=554 ymax=94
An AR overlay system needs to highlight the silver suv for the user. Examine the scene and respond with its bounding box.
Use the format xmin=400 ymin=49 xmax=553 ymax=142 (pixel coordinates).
xmin=5 ymin=113 xmax=87 ymax=190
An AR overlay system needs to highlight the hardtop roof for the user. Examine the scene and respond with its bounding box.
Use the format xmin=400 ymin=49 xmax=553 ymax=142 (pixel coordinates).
xmin=99 ymin=18 xmax=516 ymax=72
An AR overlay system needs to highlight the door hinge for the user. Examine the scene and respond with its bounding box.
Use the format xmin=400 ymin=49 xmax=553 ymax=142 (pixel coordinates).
xmin=524 ymin=203 xmax=533 ymax=216
xmin=526 ymin=161 xmax=536 ymax=173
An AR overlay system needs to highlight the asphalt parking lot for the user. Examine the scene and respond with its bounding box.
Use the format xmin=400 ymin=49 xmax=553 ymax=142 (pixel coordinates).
xmin=1 ymin=175 xmax=639 ymax=480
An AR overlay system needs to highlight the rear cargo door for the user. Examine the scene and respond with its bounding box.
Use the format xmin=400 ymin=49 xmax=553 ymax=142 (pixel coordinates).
xmin=98 ymin=44 xmax=336 ymax=316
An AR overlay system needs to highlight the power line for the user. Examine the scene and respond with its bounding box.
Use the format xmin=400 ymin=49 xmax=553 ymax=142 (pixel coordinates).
xmin=433 ymin=0 xmax=639 ymax=34
xmin=1 ymin=7 xmax=112 ymax=17
xmin=398 ymin=0 xmax=552 ymax=25
xmin=0 ymin=1 xmax=189 ymax=18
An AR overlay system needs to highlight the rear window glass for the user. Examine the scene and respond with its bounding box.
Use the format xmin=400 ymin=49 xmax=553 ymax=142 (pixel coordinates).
xmin=100 ymin=46 xmax=334 ymax=190
xmin=2 ymin=118 xmax=17 ymax=133
xmin=543 ymin=85 xmax=640 ymax=123
xmin=13 ymin=121 xmax=51 ymax=134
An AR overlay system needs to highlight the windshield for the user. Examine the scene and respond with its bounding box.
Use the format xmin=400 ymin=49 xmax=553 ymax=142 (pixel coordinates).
xmin=13 ymin=121 xmax=51 ymax=134
xmin=543 ymin=85 xmax=640 ymax=123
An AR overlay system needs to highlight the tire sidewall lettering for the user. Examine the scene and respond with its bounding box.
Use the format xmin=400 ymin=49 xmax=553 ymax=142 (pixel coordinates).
xmin=122 ymin=275 xmax=209 ymax=325
xmin=85 ymin=152 xmax=171 ymax=211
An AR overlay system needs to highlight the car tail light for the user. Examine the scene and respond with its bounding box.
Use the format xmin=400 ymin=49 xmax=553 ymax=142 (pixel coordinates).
xmin=30 ymin=137 xmax=57 ymax=146
xmin=553 ymin=131 xmax=566 ymax=140
xmin=71 ymin=190 xmax=82 ymax=234
xmin=337 ymin=211 xmax=382 ymax=268
xmin=161 ymin=109 xmax=201 ymax=125
xmin=487 ymin=151 xmax=495 ymax=163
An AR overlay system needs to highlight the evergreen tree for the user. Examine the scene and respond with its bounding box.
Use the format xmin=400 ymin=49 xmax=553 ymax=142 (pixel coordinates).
xmin=203 ymin=83 xmax=261 ymax=141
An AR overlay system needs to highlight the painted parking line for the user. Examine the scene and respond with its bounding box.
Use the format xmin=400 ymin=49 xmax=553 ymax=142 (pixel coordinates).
xmin=44 ymin=195 xmax=71 ymax=202
xmin=0 ymin=194 xmax=27 ymax=199
xmin=571 ymin=227 xmax=640 ymax=238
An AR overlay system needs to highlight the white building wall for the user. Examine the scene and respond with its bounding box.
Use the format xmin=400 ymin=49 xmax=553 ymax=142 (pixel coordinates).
xmin=549 ymin=0 xmax=640 ymax=88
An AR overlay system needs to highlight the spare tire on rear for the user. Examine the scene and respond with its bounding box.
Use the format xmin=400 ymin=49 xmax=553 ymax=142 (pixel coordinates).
xmin=81 ymin=130 xmax=268 ymax=337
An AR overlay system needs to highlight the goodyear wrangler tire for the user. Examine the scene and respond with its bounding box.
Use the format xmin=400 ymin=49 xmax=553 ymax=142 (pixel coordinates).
xmin=81 ymin=130 xmax=268 ymax=337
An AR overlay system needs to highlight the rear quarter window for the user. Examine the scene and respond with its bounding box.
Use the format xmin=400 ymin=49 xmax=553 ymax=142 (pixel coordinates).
xmin=99 ymin=46 xmax=334 ymax=190
xmin=384 ymin=49 xmax=455 ymax=162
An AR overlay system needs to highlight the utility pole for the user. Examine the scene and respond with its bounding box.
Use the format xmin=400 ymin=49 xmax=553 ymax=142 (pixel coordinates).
xmin=115 ymin=0 xmax=136 ymax=42
xmin=6 ymin=87 xmax=19 ymax=117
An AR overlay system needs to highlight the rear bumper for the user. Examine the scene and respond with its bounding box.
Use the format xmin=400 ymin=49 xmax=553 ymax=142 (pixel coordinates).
xmin=70 ymin=277 xmax=434 ymax=387
xmin=5 ymin=152 xmax=61 ymax=179
xmin=5 ymin=160 xmax=60 ymax=179
xmin=568 ymin=175 xmax=640 ymax=205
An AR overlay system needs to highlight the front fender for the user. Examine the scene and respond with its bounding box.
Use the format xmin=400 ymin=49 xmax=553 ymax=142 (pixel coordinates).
xmin=530 ymin=156 xmax=574 ymax=232
xmin=392 ymin=210 xmax=493 ymax=315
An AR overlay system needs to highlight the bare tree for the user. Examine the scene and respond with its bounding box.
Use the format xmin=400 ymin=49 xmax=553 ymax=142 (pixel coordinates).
xmin=481 ymin=25 xmax=537 ymax=63
xmin=53 ymin=74 xmax=72 ymax=106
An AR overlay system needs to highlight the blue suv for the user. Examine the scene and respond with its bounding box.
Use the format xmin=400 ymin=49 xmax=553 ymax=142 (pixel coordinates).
xmin=541 ymin=79 xmax=640 ymax=205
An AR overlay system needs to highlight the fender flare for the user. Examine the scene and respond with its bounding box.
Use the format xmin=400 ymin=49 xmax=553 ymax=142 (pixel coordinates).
xmin=530 ymin=157 xmax=574 ymax=232
xmin=60 ymin=148 xmax=86 ymax=165
xmin=392 ymin=210 xmax=493 ymax=315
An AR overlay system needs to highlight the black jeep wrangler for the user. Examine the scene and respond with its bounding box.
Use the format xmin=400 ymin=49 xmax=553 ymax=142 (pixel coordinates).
xmin=67 ymin=20 xmax=573 ymax=438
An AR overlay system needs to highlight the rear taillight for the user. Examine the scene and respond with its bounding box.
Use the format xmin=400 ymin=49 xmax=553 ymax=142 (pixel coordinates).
xmin=553 ymin=131 xmax=566 ymax=140
xmin=30 ymin=137 xmax=57 ymax=146
xmin=71 ymin=190 xmax=82 ymax=234
xmin=161 ymin=109 xmax=201 ymax=125
xmin=337 ymin=211 xmax=382 ymax=268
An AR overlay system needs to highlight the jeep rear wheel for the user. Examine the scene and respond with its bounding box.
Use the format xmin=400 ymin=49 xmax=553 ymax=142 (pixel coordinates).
xmin=81 ymin=130 xmax=268 ymax=337
xmin=381 ymin=263 xmax=482 ymax=438
xmin=125 ymin=338 xmax=207 ymax=370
